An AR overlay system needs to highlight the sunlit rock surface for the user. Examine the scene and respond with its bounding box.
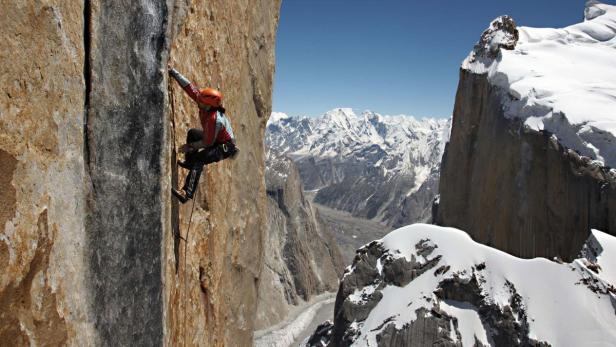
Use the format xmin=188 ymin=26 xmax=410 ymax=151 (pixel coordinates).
xmin=0 ymin=1 xmax=281 ymax=346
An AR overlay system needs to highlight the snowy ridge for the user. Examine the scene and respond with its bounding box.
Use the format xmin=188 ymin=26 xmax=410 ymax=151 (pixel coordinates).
xmin=339 ymin=224 xmax=616 ymax=346
xmin=268 ymin=108 xmax=449 ymax=178
xmin=464 ymin=1 xmax=616 ymax=168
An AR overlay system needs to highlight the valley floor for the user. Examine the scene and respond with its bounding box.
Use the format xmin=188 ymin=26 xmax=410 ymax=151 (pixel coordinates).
xmin=292 ymin=299 xmax=335 ymax=346
xmin=254 ymin=194 xmax=393 ymax=346
xmin=312 ymin=200 xmax=393 ymax=263
xmin=253 ymin=293 xmax=336 ymax=347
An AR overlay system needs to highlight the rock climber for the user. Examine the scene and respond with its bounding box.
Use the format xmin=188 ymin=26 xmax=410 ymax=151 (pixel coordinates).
xmin=168 ymin=64 xmax=238 ymax=203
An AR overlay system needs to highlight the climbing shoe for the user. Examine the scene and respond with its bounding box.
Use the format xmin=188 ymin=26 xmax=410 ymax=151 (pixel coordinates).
xmin=172 ymin=188 xmax=189 ymax=204
xmin=177 ymin=160 xmax=192 ymax=169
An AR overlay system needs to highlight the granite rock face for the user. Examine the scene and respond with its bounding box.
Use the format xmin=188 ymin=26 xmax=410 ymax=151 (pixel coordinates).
xmin=255 ymin=152 xmax=344 ymax=329
xmin=1 ymin=0 xmax=281 ymax=346
xmin=86 ymin=1 xmax=169 ymax=344
xmin=1 ymin=1 xmax=91 ymax=345
xmin=165 ymin=1 xmax=281 ymax=346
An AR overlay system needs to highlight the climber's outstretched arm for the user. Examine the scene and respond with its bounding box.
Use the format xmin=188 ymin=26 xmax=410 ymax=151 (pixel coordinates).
xmin=168 ymin=67 xmax=200 ymax=103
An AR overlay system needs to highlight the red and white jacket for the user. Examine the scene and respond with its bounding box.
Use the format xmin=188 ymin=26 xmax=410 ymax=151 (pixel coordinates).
xmin=170 ymin=68 xmax=235 ymax=147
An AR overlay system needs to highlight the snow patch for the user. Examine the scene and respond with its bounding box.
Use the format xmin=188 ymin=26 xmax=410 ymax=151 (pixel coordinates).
xmin=440 ymin=300 xmax=490 ymax=347
xmin=349 ymin=284 xmax=378 ymax=305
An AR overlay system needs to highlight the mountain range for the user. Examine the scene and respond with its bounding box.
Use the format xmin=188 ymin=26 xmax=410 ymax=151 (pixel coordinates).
xmin=266 ymin=108 xmax=450 ymax=227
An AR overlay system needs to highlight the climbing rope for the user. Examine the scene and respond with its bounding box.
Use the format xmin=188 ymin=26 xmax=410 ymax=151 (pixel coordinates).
xmin=168 ymin=79 xmax=197 ymax=347
xmin=183 ymin=191 xmax=196 ymax=347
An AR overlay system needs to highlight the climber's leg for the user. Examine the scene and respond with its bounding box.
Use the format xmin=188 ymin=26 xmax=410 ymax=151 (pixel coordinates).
xmin=172 ymin=163 xmax=203 ymax=204
xmin=171 ymin=188 xmax=189 ymax=204
xmin=192 ymin=142 xmax=237 ymax=165
xmin=178 ymin=128 xmax=203 ymax=168
xmin=182 ymin=166 xmax=203 ymax=199
xmin=172 ymin=142 xmax=236 ymax=204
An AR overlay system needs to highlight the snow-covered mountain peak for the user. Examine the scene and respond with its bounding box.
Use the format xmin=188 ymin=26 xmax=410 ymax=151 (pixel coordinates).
xmin=268 ymin=111 xmax=289 ymax=126
xmin=323 ymin=107 xmax=356 ymax=120
xmin=463 ymin=2 xmax=616 ymax=168
xmin=321 ymin=108 xmax=370 ymax=136
xmin=325 ymin=224 xmax=616 ymax=346
xmin=462 ymin=15 xmax=518 ymax=73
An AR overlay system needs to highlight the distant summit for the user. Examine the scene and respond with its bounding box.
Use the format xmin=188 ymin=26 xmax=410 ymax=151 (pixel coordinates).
xmin=267 ymin=111 xmax=290 ymax=125
xmin=266 ymin=108 xmax=450 ymax=227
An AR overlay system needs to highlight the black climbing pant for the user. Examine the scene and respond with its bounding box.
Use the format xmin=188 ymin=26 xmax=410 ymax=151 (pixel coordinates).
xmin=181 ymin=128 xmax=237 ymax=198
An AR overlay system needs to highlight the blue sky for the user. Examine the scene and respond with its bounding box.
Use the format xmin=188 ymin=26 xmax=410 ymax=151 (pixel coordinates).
xmin=272 ymin=0 xmax=598 ymax=118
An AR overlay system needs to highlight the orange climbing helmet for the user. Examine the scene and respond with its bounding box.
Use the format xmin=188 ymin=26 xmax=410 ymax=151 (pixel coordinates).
xmin=198 ymin=88 xmax=223 ymax=107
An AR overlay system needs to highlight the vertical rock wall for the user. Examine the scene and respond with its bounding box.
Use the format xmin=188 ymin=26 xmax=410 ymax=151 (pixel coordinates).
xmin=164 ymin=1 xmax=281 ymax=346
xmin=256 ymin=154 xmax=344 ymax=329
xmin=436 ymin=70 xmax=616 ymax=260
xmin=86 ymin=0 xmax=170 ymax=345
xmin=1 ymin=0 xmax=280 ymax=346
xmin=0 ymin=1 xmax=93 ymax=345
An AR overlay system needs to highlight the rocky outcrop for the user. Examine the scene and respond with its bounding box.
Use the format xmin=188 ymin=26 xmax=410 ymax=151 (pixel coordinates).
xmin=464 ymin=15 xmax=518 ymax=67
xmin=1 ymin=1 xmax=280 ymax=346
xmin=328 ymin=240 xmax=449 ymax=346
xmin=311 ymin=224 xmax=616 ymax=347
xmin=436 ymin=9 xmax=616 ymax=260
xmin=256 ymin=152 xmax=344 ymax=329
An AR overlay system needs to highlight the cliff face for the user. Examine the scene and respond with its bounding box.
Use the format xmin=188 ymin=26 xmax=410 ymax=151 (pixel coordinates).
xmin=1 ymin=1 xmax=91 ymax=345
xmin=256 ymin=152 xmax=344 ymax=329
xmin=436 ymin=70 xmax=616 ymax=260
xmin=87 ymin=2 xmax=169 ymax=345
xmin=1 ymin=1 xmax=280 ymax=346
xmin=165 ymin=1 xmax=280 ymax=346
xmin=436 ymin=10 xmax=616 ymax=261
